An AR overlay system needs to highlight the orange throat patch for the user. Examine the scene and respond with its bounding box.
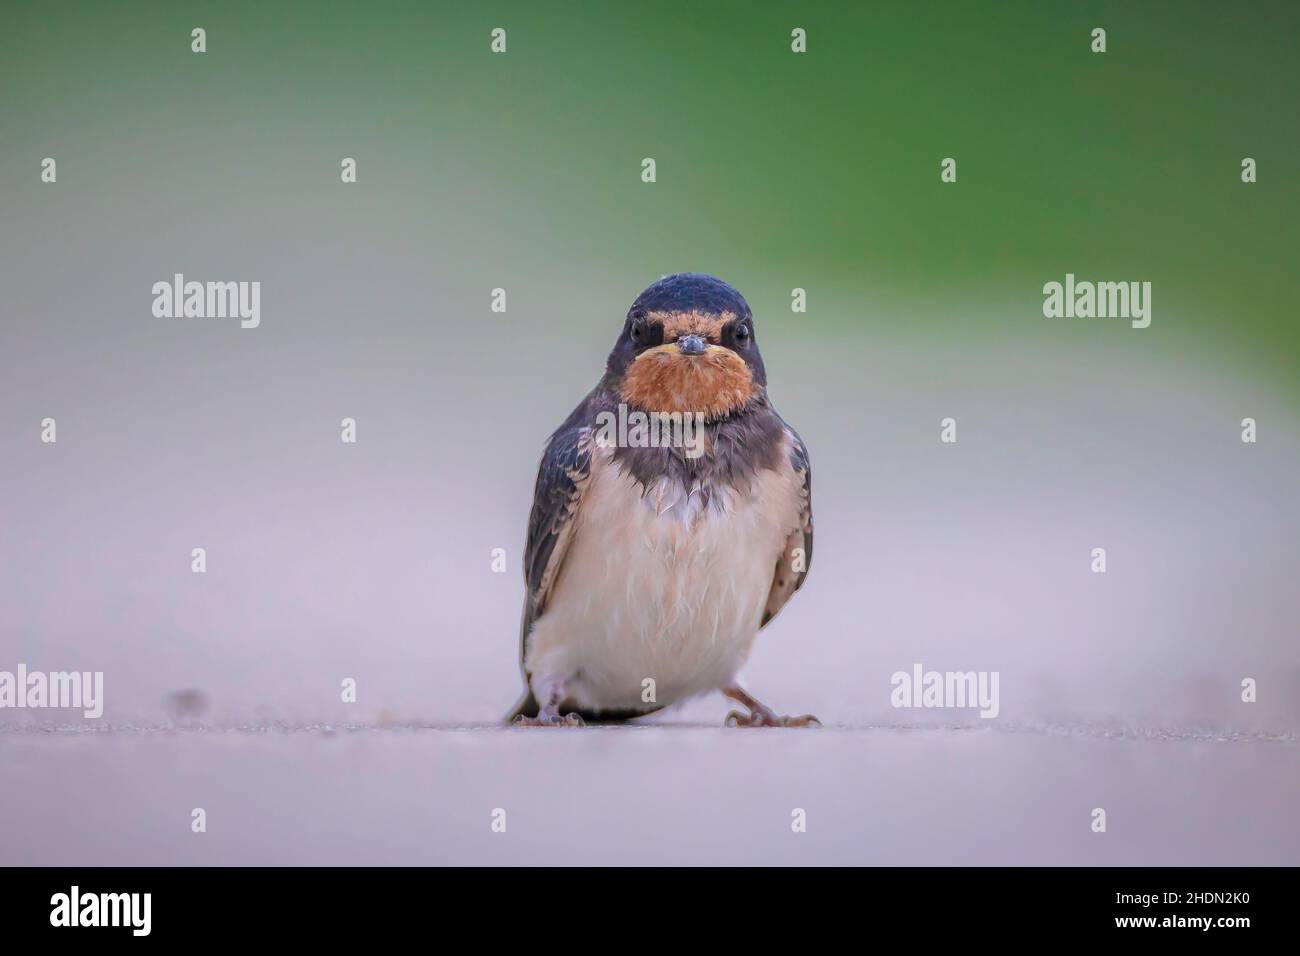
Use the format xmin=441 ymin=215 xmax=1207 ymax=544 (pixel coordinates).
xmin=620 ymin=345 xmax=755 ymax=421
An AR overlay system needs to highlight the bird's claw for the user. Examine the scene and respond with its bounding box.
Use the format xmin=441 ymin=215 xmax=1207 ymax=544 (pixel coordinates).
xmin=512 ymin=712 xmax=586 ymax=728
xmin=780 ymin=714 xmax=822 ymax=728
xmin=724 ymin=709 xmax=821 ymax=728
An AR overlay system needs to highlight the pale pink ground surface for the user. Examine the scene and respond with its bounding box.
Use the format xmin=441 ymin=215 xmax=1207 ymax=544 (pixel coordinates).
xmin=2 ymin=720 xmax=1296 ymax=866
xmin=3 ymin=306 xmax=1298 ymax=865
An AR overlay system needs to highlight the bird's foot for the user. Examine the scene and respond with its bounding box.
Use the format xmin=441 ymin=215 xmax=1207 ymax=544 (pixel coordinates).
xmin=512 ymin=712 xmax=585 ymax=728
xmin=724 ymin=708 xmax=821 ymax=728
xmin=722 ymin=685 xmax=820 ymax=728
xmin=512 ymin=679 xmax=585 ymax=727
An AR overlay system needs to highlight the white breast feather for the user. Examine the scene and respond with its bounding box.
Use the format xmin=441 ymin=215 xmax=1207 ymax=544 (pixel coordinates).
xmin=524 ymin=441 xmax=802 ymax=713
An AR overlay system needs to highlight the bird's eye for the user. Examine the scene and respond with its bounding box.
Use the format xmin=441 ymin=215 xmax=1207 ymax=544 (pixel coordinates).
xmin=630 ymin=319 xmax=644 ymax=344
xmin=734 ymin=323 xmax=751 ymax=345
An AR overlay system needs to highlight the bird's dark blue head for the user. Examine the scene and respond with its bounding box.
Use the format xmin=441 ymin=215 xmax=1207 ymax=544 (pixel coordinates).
xmin=629 ymin=272 xmax=753 ymax=320
xmin=606 ymin=274 xmax=767 ymax=421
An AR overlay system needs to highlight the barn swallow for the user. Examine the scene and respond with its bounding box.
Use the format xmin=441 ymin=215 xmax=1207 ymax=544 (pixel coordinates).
xmin=507 ymin=273 xmax=817 ymax=727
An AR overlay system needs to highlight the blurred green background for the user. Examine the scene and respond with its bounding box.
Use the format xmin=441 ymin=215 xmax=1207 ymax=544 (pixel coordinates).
xmin=4 ymin=0 xmax=1296 ymax=392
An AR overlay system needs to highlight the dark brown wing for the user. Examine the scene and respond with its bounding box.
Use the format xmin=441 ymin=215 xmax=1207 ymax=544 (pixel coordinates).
xmin=761 ymin=426 xmax=813 ymax=627
xmin=505 ymin=405 xmax=594 ymax=720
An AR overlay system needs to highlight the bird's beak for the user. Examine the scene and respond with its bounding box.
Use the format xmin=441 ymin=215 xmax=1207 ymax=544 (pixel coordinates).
xmin=676 ymin=334 xmax=707 ymax=356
